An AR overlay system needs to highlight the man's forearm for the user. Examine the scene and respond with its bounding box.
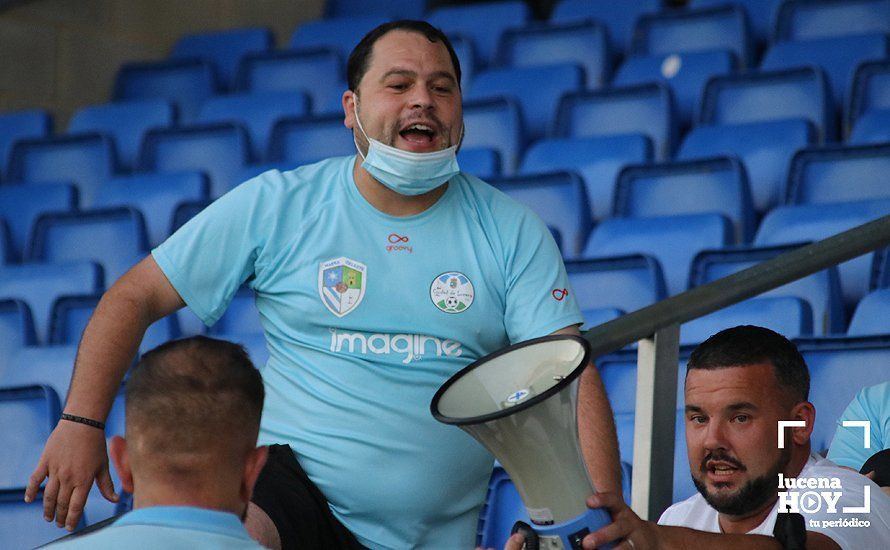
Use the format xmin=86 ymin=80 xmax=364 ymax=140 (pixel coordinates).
xmin=64 ymin=257 xmax=184 ymax=421
xmin=578 ymin=364 xmax=622 ymax=494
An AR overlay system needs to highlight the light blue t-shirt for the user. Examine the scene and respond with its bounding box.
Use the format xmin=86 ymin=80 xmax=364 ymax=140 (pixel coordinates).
xmin=153 ymin=156 xmax=583 ymax=549
xmin=828 ymin=381 xmax=890 ymax=470
xmin=47 ymin=506 xmax=262 ymax=549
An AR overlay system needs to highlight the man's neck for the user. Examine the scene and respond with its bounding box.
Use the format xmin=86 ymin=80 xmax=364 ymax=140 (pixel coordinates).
xmin=352 ymin=157 xmax=447 ymax=216
xmin=718 ymin=448 xmax=811 ymax=534
xmin=132 ymin=482 xmax=244 ymax=518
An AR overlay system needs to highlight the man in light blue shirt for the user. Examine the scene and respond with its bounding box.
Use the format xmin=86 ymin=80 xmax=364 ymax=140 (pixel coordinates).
xmin=28 ymin=20 xmax=621 ymax=549
xmin=48 ymin=336 xmax=268 ymax=549
xmin=829 ymin=381 xmax=890 ymax=494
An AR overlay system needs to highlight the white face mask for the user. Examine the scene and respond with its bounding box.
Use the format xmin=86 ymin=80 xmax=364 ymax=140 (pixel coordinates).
xmin=352 ymin=98 xmax=461 ymax=196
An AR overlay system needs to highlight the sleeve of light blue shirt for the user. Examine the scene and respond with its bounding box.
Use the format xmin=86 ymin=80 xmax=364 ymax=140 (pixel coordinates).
xmin=500 ymin=204 xmax=584 ymax=343
xmin=152 ymin=175 xmax=276 ymax=326
xmin=827 ymin=382 xmax=890 ymax=470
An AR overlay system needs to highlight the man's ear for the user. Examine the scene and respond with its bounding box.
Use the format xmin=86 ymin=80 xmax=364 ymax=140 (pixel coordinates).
xmin=242 ymin=446 xmax=269 ymax=503
xmin=790 ymin=401 xmax=816 ymax=445
xmin=343 ymin=90 xmax=356 ymax=129
xmin=108 ymin=435 xmax=135 ymax=494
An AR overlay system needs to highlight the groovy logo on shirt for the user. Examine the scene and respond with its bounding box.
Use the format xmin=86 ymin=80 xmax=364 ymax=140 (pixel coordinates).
xmin=328 ymin=328 xmax=463 ymax=364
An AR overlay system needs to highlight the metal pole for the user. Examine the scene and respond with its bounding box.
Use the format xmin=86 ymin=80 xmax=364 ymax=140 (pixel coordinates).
xmin=630 ymin=324 xmax=680 ymax=520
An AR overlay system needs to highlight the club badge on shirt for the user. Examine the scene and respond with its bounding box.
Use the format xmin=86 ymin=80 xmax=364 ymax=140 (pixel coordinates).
xmin=319 ymin=257 xmax=367 ymax=317
xmin=430 ymin=272 xmax=474 ymax=314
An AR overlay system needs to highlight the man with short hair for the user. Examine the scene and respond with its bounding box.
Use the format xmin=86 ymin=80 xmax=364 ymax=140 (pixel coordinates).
xmin=27 ymin=20 xmax=620 ymax=550
xmin=49 ymin=336 xmax=267 ymax=548
xmin=571 ymin=326 xmax=890 ymax=549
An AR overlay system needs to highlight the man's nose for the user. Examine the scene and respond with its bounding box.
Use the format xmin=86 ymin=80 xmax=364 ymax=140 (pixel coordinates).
xmin=409 ymin=84 xmax=434 ymax=109
xmin=703 ymin=420 xmax=729 ymax=451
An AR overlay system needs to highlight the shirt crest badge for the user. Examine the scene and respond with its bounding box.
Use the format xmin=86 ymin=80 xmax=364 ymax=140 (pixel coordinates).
xmin=319 ymin=257 xmax=367 ymax=317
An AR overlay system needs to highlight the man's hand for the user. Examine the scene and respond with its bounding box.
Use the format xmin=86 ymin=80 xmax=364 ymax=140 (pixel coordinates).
xmin=583 ymin=492 xmax=659 ymax=549
xmin=25 ymin=420 xmax=119 ymax=531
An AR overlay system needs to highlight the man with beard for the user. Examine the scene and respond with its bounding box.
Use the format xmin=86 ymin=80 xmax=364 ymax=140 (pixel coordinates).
xmin=552 ymin=326 xmax=890 ymax=549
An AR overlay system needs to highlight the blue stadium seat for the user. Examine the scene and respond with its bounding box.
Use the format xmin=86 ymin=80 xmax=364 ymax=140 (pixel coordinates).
xmin=449 ymin=35 xmax=476 ymax=91
xmin=462 ymin=98 xmax=523 ymax=175
xmin=467 ymin=64 xmax=584 ymax=142
xmin=268 ymin=114 xmax=355 ymax=167
xmin=49 ymin=295 xmax=178 ymax=354
xmin=0 ymin=299 xmax=35 ymax=353
xmin=755 ymin=199 xmax=890 ymax=311
xmin=520 ymin=134 xmax=653 ymax=221
xmin=774 ymin=0 xmax=890 ymax=41
xmin=7 ymin=133 xmax=116 ymax=208
xmin=690 ymin=244 xmax=845 ymax=335
xmin=690 ymin=0 xmax=783 ymax=45
xmin=208 ymin=288 xmax=262 ymax=336
xmin=847 ymin=60 xmax=890 ymax=137
xmin=798 ymin=335 xmax=890 ymax=451
xmin=565 ymin=255 xmax=667 ymax=315
xmin=196 ymin=92 xmax=310 ymax=160
xmin=0 ymin=183 xmax=77 ymax=261
xmin=613 ymin=49 xmax=735 ymax=128
xmin=139 ymin=123 xmax=251 ymax=198
xmin=0 ymin=224 xmax=10 ymax=265
xmin=849 ymin=108 xmax=890 ymax=145
xmin=847 ymin=289 xmax=890 ymax=336
xmin=786 ymin=143 xmax=890 ymax=205
xmin=29 ymin=208 xmax=149 ymax=286
xmin=699 ymin=67 xmax=835 ymax=143
xmin=114 ymin=59 xmax=219 ymax=124
xmin=457 ymin=148 xmax=500 ymax=180
xmin=632 ymin=5 xmax=753 ymax=68
xmin=555 ymin=83 xmax=675 ymax=161
xmin=550 ymin=0 xmax=662 ymax=54
xmin=0 ymin=261 xmax=102 ymax=344
xmin=492 ymin=172 xmax=592 ymax=259
xmin=498 ymin=21 xmax=610 ymax=89
xmin=584 ymin=213 xmax=733 ymax=296
xmin=92 ymin=172 xmax=209 ymax=248
xmin=289 ymin=16 xmax=389 ymax=62
xmin=580 ymin=307 xmax=623 ymax=329
xmin=67 ymin=99 xmax=175 ymax=171
xmin=613 ymin=158 xmax=755 ymax=243
xmin=170 ymin=200 xmax=212 ymax=234
xmin=760 ymin=33 xmax=888 ymax=111
xmin=427 ymin=1 xmax=530 ymax=66
xmin=170 ymin=27 xmax=272 ymax=90
xmin=678 ymin=119 xmax=815 ymax=213
xmin=325 ymin=0 xmax=426 ymax=19
xmin=0 ymin=486 xmax=84 ymax=548
xmin=0 ymin=109 xmax=52 ymax=178
xmin=4 ymin=346 xmax=78 ymax=404
xmin=680 ymin=296 xmax=813 ymax=345
xmin=236 ymin=48 xmax=344 ymax=115
xmin=0 ymin=385 xmax=60 ymax=490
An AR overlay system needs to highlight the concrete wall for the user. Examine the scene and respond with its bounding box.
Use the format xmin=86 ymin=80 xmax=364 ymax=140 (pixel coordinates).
xmin=0 ymin=0 xmax=325 ymax=127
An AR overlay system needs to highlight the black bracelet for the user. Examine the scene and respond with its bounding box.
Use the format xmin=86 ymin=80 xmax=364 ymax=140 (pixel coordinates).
xmin=60 ymin=413 xmax=105 ymax=431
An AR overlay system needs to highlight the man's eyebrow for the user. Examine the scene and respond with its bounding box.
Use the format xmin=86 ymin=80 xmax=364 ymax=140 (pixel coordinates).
xmin=726 ymin=401 xmax=758 ymax=412
xmin=685 ymin=405 xmax=703 ymax=414
xmin=380 ymin=69 xmax=457 ymax=84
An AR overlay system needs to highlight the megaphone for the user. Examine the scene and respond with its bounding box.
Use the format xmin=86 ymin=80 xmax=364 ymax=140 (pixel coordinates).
xmin=431 ymin=334 xmax=612 ymax=549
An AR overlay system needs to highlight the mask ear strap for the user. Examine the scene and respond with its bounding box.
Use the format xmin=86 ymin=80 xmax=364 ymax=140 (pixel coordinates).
xmin=352 ymin=94 xmax=370 ymax=160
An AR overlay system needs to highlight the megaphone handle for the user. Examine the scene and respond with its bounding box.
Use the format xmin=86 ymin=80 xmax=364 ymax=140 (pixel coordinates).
xmin=511 ymin=521 xmax=540 ymax=550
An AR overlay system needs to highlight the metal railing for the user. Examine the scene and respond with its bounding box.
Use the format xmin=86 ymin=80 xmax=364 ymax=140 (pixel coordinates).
xmin=581 ymin=214 xmax=890 ymax=520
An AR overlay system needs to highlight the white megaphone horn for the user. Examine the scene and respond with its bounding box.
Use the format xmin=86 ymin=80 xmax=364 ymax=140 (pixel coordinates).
xmin=431 ymin=334 xmax=613 ymax=549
